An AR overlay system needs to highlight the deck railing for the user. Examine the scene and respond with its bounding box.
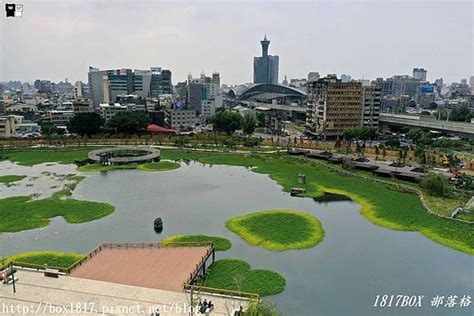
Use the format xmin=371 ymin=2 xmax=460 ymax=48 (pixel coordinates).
xmin=183 ymin=284 xmax=260 ymax=301
xmin=9 ymin=241 xmax=214 ymax=274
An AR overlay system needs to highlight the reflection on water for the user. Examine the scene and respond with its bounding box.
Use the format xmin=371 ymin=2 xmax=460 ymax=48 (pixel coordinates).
xmin=313 ymin=192 xmax=352 ymax=203
xmin=0 ymin=161 xmax=472 ymax=316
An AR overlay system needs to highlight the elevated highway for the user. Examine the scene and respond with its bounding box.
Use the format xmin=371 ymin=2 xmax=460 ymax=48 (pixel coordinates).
xmin=379 ymin=113 xmax=474 ymax=138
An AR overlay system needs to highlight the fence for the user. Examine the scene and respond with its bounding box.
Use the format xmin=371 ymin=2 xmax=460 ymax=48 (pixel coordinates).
xmin=184 ymin=284 xmax=260 ymax=302
xmin=8 ymin=241 xmax=215 ymax=275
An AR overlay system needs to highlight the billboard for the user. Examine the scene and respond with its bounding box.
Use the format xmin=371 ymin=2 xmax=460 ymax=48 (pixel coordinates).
xmin=420 ymin=85 xmax=434 ymax=93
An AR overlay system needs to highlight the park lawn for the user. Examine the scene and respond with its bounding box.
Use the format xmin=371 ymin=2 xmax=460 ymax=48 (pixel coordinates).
xmin=137 ymin=161 xmax=180 ymax=172
xmin=203 ymin=259 xmax=286 ymax=297
xmin=226 ymin=210 xmax=324 ymax=251
xmin=0 ymin=175 xmax=26 ymax=183
xmin=161 ymin=235 xmax=231 ymax=251
xmin=0 ymin=192 xmax=115 ymax=233
xmin=1 ymin=251 xmax=84 ymax=270
xmin=0 ymin=148 xmax=91 ymax=166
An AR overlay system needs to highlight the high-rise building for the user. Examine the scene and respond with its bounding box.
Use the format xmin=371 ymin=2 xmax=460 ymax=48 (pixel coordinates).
xmin=253 ymin=35 xmax=279 ymax=84
xmin=306 ymin=75 xmax=362 ymax=139
xmin=88 ymin=67 xmax=172 ymax=107
xmin=412 ymin=68 xmax=427 ymax=81
xmin=360 ymin=84 xmax=381 ymax=128
xmin=380 ymin=75 xmax=423 ymax=98
xmin=74 ymin=81 xmax=85 ymax=101
xmin=34 ymin=80 xmax=53 ymax=93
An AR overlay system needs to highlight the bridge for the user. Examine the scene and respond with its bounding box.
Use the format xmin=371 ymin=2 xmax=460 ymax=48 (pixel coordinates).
xmin=379 ymin=113 xmax=474 ymax=138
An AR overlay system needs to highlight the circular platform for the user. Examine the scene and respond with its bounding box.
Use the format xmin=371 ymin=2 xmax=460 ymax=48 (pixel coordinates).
xmin=88 ymin=146 xmax=160 ymax=165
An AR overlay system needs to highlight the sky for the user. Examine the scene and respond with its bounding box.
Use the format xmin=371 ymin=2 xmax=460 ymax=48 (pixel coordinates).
xmin=1 ymin=0 xmax=473 ymax=85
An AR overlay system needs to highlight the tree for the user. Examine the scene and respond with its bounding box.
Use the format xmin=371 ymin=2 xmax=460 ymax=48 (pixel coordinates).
xmin=408 ymin=128 xmax=423 ymax=145
xmin=241 ymin=113 xmax=256 ymax=135
xmin=374 ymin=146 xmax=380 ymax=160
xmin=414 ymin=146 xmax=427 ymax=164
xmin=428 ymin=102 xmax=438 ymax=110
xmin=210 ymin=109 xmax=242 ymax=135
xmin=244 ymin=299 xmax=282 ymax=316
xmin=447 ymin=154 xmax=461 ymax=172
xmin=343 ymin=128 xmax=358 ymax=147
xmin=41 ymin=121 xmax=58 ymax=140
xmin=420 ymin=174 xmax=450 ymax=197
xmin=365 ymin=127 xmax=378 ymax=147
xmin=256 ymin=112 xmax=266 ymax=127
xmin=106 ymin=111 xmax=150 ymax=135
xmin=68 ymin=113 xmax=104 ymax=136
xmin=449 ymin=105 xmax=473 ymax=122
xmin=434 ymin=109 xmax=448 ymax=120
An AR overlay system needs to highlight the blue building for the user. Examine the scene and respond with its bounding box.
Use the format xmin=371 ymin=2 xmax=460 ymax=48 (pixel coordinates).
xmin=253 ymin=35 xmax=279 ymax=84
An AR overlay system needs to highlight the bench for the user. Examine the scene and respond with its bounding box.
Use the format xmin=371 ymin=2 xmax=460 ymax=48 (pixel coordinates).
xmin=44 ymin=268 xmax=60 ymax=278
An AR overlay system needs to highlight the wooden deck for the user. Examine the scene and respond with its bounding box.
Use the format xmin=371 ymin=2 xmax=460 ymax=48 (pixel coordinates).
xmin=71 ymin=247 xmax=210 ymax=292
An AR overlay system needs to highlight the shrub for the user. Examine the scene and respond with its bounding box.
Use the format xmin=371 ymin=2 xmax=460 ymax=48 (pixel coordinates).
xmin=421 ymin=174 xmax=450 ymax=197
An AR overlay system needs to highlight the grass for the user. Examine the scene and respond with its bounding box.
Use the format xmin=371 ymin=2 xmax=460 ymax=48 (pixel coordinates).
xmin=0 ymin=251 xmax=84 ymax=270
xmin=0 ymin=148 xmax=91 ymax=166
xmin=226 ymin=210 xmax=325 ymax=251
xmin=77 ymin=164 xmax=138 ymax=172
xmin=0 ymin=189 xmax=115 ymax=233
xmin=137 ymin=161 xmax=180 ymax=172
xmin=202 ymin=259 xmax=286 ymax=296
xmin=0 ymin=175 xmax=26 ymax=183
xmin=161 ymin=235 xmax=231 ymax=251
xmin=78 ymin=161 xmax=180 ymax=172
xmin=1 ymin=148 xmax=472 ymax=255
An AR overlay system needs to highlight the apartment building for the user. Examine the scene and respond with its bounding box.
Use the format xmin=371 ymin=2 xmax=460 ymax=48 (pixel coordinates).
xmin=306 ymin=76 xmax=362 ymax=139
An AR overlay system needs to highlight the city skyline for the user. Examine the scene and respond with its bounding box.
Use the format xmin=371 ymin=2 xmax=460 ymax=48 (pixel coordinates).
xmin=1 ymin=0 xmax=472 ymax=84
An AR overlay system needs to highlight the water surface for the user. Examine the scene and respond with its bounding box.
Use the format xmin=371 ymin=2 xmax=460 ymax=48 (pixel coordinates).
xmin=0 ymin=162 xmax=472 ymax=316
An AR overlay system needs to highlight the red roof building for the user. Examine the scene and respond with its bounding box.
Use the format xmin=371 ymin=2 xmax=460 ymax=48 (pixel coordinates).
xmin=147 ymin=124 xmax=176 ymax=135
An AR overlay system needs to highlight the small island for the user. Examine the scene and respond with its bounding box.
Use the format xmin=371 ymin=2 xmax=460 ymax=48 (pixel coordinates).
xmin=226 ymin=210 xmax=325 ymax=251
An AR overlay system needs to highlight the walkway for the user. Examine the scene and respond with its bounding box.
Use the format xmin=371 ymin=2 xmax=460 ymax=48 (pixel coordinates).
xmin=0 ymin=271 xmax=247 ymax=315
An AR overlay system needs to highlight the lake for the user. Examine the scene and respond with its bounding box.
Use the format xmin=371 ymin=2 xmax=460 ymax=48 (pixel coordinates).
xmin=0 ymin=161 xmax=472 ymax=316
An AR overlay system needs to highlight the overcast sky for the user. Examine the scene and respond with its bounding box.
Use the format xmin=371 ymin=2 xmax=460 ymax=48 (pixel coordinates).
xmin=1 ymin=0 xmax=472 ymax=85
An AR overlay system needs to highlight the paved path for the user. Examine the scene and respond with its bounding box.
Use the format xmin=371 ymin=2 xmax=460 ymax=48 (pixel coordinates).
xmin=0 ymin=271 xmax=246 ymax=315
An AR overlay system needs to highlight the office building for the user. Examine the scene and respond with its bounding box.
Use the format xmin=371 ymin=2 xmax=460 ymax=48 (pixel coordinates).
xmin=167 ymin=109 xmax=196 ymax=131
xmin=253 ymin=35 xmax=279 ymax=84
xmin=88 ymin=67 xmax=172 ymax=107
xmin=99 ymin=103 xmax=128 ymax=121
xmin=34 ymin=80 xmax=53 ymax=93
xmin=289 ymin=78 xmax=307 ymax=92
xmin=72 ymin=100 xmax=93 ymax=114
xmin=412 ymin=68 xmax=427 ymax=81
xmin=306 ymin=76 xmax=362 ymax=139
xmin=186 ymin=72 xmax=222 ymax=119
xmin=47 ymin=110 xmax=75 ymax=126
xmin=416 ymin=85 xmax=436 ymax=108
